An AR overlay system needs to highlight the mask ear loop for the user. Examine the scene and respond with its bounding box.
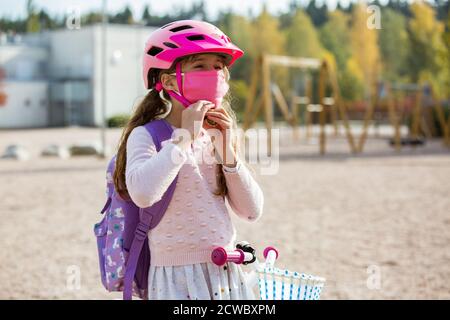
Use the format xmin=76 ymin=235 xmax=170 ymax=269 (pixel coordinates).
xmin=170 ymin=61 xmax=192 ymax=107
xmin=153 ymin=62 xmax=192 ymax=108
xmin=158 ymin=89 xmax=172 ymax=119
xmin=162 ymin=61 xmax=191 ymax=107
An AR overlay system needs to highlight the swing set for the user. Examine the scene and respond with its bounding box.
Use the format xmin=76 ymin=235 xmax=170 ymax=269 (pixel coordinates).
xmin=242 ymin=54 xmax=357 ymax=155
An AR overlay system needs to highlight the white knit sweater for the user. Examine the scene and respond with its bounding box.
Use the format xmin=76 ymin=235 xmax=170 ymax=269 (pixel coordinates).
xmin=125 ymin=124 xmax=264 ymax=266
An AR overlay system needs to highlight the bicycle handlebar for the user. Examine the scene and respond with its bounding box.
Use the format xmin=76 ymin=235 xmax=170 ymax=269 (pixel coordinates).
xmin=211 ymin=245 xmax=279 ymax=267
xmin=211 ymin=247 xmax=253 ymax=266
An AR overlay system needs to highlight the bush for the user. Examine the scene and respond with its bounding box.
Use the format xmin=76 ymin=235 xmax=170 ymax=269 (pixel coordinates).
xmin=107 ymin=114 xmax=130 ymax=128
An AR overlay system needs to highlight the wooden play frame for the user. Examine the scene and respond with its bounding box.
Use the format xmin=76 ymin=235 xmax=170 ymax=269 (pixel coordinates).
xmin=357 ymin=82 xmax=450 ymax=152
xmin=242 ymin=54 xmax=357 ymax=155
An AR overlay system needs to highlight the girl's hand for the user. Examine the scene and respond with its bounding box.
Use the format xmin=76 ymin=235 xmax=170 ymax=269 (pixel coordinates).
xmin=204 ymin=107 xmax=237 ymax=167
xmin=176 ymin=100 xmax=214 ymax=149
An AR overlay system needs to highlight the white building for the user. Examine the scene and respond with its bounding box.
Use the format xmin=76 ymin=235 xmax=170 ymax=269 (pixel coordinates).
xmin=0 ymin=40 xmax=49 ymax=128
xmin=0 ymin=24 xmax=157 ymax=128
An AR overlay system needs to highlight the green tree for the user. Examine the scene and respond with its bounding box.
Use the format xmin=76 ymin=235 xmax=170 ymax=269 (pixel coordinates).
xmin=385 ymin=0 xmax=411 ymax=17
xmin=340 ymin=57 xmax=365 ymax=101
xmin=285 ymin=10 xmax=324 ymax=58
xmin=305 ymin=0 xmax=328 ymax=27
xmin=218 ymin=14 xmax=253 ymax=81
xmin=216 ymin=13 xmax=254 ymax=114
xmin=250 ymin=6 xmax=287 ymax=118
xmin=110 ymin=5 xmax=134 ymax=24
xmin=37 ymin=9 xmax=56 ymax=30
xmin=349 ymin=3 xmax=381 ymax=98
xmin=82 ymin=12 xmax=103 ymax=25
xmin=26 ymin=0 xmax=40 ymax=33
xmin=443 ymin=11 xmax=450 ymax=97
xmin=320 ymin=10 xmax=351 ymax=71
xmin=250 ymin=6 xmax=285 ymax=57
xmin=0 ymin=17 xmax=27 ymax=33
xmin=378 ymin=8 xmax=410 ymax=82
xmin=434 ymin=0 xmax=449 ymax=22
xmin=407 ymin=2 xmax=447 ymax=96
xmin=142 ymin=5 xmax=151 ymax=24
xmin=320 ymin=10 xmax=365 ymax=102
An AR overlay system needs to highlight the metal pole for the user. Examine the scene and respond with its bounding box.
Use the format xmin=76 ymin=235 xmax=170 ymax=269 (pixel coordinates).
xmin=99 ymin=0 xmax=107 ymax=158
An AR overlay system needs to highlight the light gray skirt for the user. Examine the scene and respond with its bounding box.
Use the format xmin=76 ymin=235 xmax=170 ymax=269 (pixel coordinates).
xmin=148 ymin=261 xmax=256 ymax=300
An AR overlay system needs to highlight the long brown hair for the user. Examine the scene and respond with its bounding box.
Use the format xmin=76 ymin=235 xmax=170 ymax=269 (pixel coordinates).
xmin=113 ymin=54 xmax=239 ymax=200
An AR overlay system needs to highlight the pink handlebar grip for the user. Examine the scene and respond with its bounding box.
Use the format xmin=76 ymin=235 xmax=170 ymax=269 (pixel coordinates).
xmin=263 ymin=246 xmax=279 ymax=260
xmin=211 ymin=247 xmax=245 ymax=266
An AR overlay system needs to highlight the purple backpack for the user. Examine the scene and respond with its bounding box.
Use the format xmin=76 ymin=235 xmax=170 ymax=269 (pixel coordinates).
xmin=94 ymin=119 xmax=178 ymax=300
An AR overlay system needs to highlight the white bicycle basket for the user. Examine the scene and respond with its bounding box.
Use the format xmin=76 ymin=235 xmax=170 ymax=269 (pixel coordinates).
xmin=252 ymin=247 xmax=326 ymax=300
xmin=211 ymin=243 xmax=326 ymax=300
xmin=256 ymin=265 xmax=326 ymax=300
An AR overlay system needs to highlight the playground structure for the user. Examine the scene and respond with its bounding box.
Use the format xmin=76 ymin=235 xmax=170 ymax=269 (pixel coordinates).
xmin=243 ymin=54 xmax=450 ymax=154
xmin=356 ymin=82 xmax=450 ymax=152
xmin=242 ymin=54 xmax=357 ymax=155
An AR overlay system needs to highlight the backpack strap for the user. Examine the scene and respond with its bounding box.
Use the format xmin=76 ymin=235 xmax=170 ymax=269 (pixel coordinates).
xmin=100 ymin=155 xmax=117 ymax=214
xmin=123 ymin=118 xmax=179 ymax=300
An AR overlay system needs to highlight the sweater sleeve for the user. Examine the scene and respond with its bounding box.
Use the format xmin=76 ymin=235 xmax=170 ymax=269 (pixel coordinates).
xmin=125 ymin=126 xmax=188 ymax=208
xmin=222 ymin=160 xmax=264 ymax=222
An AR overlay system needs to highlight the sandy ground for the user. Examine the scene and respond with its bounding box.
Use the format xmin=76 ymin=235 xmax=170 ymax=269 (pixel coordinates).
xmin=0 ymin=124 xmax=449 ymax=299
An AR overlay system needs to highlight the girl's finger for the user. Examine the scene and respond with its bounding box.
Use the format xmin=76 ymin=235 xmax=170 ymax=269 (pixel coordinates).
xmin=206 ymin=114 xmax=230 ymax=124
xmin=205 ymin=111 xmax=230 ymax=121
xmin=201 ymin=104 xmax=214 ymax=116
xmin=214 ymin=106 xmax=231 ymax=118
xmin=206 ymin=116 xmax=231 ymax=129
xmin=206 ymin=110 xmax=227 ymax=116
xmin=194 ymin=100 xmax=214 ymax=111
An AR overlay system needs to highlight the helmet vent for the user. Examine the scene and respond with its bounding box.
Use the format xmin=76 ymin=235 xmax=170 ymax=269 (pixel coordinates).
xmin=186 ymin=35 xmax=205 ymax=41
xmin=147 ymin=46 xmax=164 ymax=56
xmin=169 ymin=25 xmax=193 ymax=32
xmin=163 ymin=42 xmax=178 ymax=49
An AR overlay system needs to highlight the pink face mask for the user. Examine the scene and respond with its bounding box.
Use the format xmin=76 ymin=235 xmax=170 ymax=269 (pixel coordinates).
xmin=182 ymin=69 xmax=229 ymax=108
xmin=158 ymin=62 xmax=229 ymax=109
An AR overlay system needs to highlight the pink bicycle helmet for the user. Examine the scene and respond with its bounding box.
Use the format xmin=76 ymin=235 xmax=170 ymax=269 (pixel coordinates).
xmin=143 ymin=20 xmax=244 ymax=89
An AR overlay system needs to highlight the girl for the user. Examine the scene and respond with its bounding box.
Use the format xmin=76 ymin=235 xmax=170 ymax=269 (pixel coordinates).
xmin=113 ymin=20 xmax=264 ymax=300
